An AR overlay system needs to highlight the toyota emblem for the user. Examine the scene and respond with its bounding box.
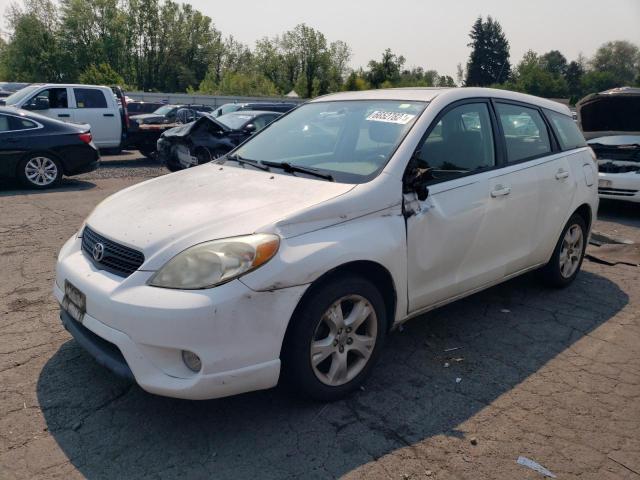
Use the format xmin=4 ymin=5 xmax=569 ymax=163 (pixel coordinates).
xmin=92 ymin=242 xmax=105 ymax=262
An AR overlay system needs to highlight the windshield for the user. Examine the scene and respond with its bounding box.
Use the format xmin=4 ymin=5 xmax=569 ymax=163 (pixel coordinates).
xmin=153 ymin=105 xmax=176 ymax=116
xmin=217 ymin=113 xmax=253 ymax=130
xmin=233 ymin=100 xmax=426 ymax=183
xmin=3 ymin=85 xmax=40 ymax=105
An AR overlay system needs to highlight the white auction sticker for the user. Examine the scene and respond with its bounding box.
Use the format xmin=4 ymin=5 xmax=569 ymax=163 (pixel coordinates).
xmin=366 ymin=111 xmax=416 ymax=124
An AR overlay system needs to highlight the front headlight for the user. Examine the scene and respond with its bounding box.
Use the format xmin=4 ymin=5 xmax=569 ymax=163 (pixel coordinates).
xmin=148 ymin=234 xmax=280 ymax=289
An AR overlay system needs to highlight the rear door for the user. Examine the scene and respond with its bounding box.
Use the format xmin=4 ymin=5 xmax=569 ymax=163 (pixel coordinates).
xmin=493 ymin=102 xmax=573 ymax=270
xmin=21 ymin=87 xmax=73 ymax=122
xmin=0 ymin=113 xmax=41 ymax=177
xmin=71 ymin=87 xmax=121 ymax=148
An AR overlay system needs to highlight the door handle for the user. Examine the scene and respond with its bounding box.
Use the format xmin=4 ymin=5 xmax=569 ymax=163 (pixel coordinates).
xmin=103 ymin=113 xmax=114 ymax=117
xmin=555 ymin=169 xmax=569 ymax=180
xmin=58 ymin=114 xmax=70 ymax=118
xmin=491 ymin=185 xmax=511 ymax=198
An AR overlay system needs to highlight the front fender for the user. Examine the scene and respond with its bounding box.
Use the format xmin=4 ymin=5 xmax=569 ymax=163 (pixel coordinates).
xmin=239 ymin=208 xmax=409 ymax=322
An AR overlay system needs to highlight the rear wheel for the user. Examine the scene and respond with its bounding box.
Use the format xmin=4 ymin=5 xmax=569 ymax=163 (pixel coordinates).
xmin=18 ymin=155 xmax=62 ymax=189
xmin=282 ymin=275 xmax=387 ymax=401
xmin=139 ymin=147 xmax=156 ymax=159
xmin=539 ymin=214 xmax=587 ymax=288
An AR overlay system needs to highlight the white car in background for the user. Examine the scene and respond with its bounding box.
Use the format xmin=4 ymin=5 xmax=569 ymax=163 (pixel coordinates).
xmin=54 ymin=87 xmax=598 ymax=401
xmin=1 ymin=83 xmax=126 ymax=151
xmin=578 ymin=87 xmax=640 ymax=203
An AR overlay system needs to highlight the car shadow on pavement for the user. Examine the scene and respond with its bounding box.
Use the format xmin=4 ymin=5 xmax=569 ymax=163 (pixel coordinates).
xmin=0 ymin=178 xmax=96 ymax=196
xmin=37 ymin=270 xmax=628 ymax=479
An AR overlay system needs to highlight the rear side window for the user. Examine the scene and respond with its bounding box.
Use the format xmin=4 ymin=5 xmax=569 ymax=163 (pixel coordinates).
xmin=74 ymin=89 xmax=108 ymax=109
xmin=9 ymin=116 xmax=37 ymax=130
xmin=546 ymin=110 xmax=587 ymax=150
xmin=0 ymin=115 xmax=9 ymax=132
xmin=415 ymin=102 xmax=496 ymax=182
xmin=496 ymin=103 xmax=551 ymax=162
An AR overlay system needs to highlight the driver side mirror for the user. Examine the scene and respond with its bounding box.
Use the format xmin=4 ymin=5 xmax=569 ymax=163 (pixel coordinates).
xmin=403 ymin=151 xmax=432 ymax=201
xmin=244 ymin=123 xmax=256 ymax=133
xmin=25 ymin=97 xmax=49 ymax=111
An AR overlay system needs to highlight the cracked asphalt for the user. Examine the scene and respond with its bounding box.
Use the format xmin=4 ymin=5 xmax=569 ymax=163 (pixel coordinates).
xmin=1 ymin=152 xmax=639 ymax=479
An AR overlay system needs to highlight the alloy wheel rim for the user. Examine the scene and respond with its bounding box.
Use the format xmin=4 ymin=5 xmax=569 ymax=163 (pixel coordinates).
xmin=310 ymin=294 xmax=378 ymax=387
xmin=25 ymin=157 xmax=58 ymax=186
xmin=559 ymin=224 xmax=583 ymax=278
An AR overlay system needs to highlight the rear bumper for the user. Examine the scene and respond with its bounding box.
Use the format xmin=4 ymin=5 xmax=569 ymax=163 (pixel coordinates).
xmin=60 ymin=145 xmax=100 ymax=176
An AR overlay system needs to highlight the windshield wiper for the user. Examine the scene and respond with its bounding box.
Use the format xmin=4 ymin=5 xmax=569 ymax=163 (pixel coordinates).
xmin=223 ymin=153 xmax=270 ymax=171
xmin=262 ymin=161 xmax=334 ymax=181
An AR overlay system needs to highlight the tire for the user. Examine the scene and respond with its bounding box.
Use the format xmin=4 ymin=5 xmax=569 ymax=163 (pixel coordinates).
xmin=194 ymin=148 xmax=226 ymax=166
xmin=139 ymin=147 xmax=156 ymax=159
xmin=539 ymin=214 xmax=588 ymax=288
xmin=18 ymin=154 xmax=63 ymax=189
xmin=282 ymin=275 xmax=387 ymax=401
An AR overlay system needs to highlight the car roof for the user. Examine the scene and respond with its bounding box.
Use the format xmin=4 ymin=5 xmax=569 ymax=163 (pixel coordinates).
xmin=226 ymin=110 xmax=280 ymax=116
xmin=312 ymin=87 xmax=570 ymax=115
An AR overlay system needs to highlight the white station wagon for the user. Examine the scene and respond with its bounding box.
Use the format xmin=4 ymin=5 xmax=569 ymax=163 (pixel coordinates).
xmin=55 ymin=88 xmax=598 ymax=401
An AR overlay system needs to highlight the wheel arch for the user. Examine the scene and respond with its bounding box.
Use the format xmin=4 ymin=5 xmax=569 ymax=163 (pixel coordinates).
xmin=280 ymin=260 xmax=398 ymax=359
xmin=573 ymin=203 xmax=593 ymax=232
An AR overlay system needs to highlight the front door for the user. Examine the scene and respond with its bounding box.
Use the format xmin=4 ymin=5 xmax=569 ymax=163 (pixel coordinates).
xmin=22 ymin=87 xmax=73 ymax=123
xmin=405 ymin=100 xmax=538 ymax=313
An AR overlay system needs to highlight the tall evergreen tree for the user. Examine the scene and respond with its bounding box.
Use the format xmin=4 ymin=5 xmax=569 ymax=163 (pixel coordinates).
xmin=465 ymin=16 xmax=511 ymax=86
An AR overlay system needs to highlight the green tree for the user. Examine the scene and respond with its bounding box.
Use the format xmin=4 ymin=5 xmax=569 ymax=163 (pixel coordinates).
xmin=539 ymin=50 xmax=567 ymax=76
xmin=465 ymin=16 xmax=511 ymax=86
xmin=590 ymin=40 xmax=639 ymax=86
xmin=565 ymin=59 xmax=585 ymax=102
xmin=497 ymin=50 xmax=568 ymax=98
xmin=78 ymin=62 xmax=125 ymax=85
xmin=2 ymin=0 xmax=65 ymax=82
xmin=344 ymin=71 xmax=370 ymax=91
xmin=198 ymin=70 xmax=277 ymax=96
xmin=366 ymin=49 xmax=405 ymax=87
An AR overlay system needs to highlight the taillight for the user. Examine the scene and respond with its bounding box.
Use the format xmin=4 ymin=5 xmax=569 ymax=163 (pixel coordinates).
xmin=79 ymin=132 xmax=92 ymax=144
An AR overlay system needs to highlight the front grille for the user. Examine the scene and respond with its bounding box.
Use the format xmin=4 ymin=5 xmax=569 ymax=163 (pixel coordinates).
xmin=81 ymin=226 xmax=145 ymax=277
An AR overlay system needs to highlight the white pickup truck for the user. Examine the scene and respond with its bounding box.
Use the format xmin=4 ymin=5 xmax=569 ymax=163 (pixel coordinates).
xmin=0 ymin=84 xmax=127 ymax=151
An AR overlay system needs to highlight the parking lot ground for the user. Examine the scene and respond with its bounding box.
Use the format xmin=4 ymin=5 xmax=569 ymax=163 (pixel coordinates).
xmin=1 ymin=156 xmax=639 ymax=479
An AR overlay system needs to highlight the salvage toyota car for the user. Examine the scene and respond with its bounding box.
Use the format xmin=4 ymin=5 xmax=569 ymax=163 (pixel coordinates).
xmin=577 ymin=87 xmax=640 ymax=203
xmin=54 ymin=88 xmax=598 ymax=401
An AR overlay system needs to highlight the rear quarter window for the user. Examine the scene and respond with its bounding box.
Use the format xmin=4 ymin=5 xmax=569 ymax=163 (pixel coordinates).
xmin=546 ymin=109 xmax=587 ymax=150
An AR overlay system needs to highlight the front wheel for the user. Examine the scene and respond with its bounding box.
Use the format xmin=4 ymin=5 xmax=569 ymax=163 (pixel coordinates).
xmin=18 ymin=155 xmax=63 ymax=189
xmin=282 ymin=275 xmax=387 ymax=401
xmin=539 ymin=214 xmax=587 ymax=288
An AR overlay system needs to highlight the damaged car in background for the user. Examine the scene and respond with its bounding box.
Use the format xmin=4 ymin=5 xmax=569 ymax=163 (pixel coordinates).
xmin=578 ymin=87 xmax=640 ymax=203
xmin=157 ymin=110 xmax=281 ymax=171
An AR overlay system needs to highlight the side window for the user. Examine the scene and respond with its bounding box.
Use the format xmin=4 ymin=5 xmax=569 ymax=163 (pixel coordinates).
xmin=74 ymin=88 xmax=108 ymax=109
xmin=496 ymin=103 xmax=551 ymax=162
xmin=252 ymin=116 xmax=270 ymax=131
xmin=415 ymin=102 xmax=496 ymax=182
xmin=25 ymin=88 xmax=68 ymax=109
xmin=9 ymin=116 xmax=37 ymax=130
xmin=0 ymin=115 xmax=9 ymax=132
xmin=546 ymin=110 xmax=587 ymax=151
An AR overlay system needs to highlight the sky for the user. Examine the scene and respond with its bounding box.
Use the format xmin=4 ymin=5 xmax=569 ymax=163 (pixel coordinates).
xmin=1 ymin=0 xmax=639 ymax=77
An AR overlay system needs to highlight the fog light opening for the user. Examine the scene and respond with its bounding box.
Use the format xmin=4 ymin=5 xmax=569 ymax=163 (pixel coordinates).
xmin=181 ymin=350 xmax=202 ymax=373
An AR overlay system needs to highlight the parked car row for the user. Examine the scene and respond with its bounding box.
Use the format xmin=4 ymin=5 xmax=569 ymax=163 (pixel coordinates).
xmin=0 ymin=82 xmax=298 ymax=186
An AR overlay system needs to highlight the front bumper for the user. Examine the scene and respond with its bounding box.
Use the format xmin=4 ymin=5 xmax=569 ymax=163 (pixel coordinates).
xmin=54 ymin=234 xmax=307 ymax=400
xmin=598 ymin=171 xmax=640 ymax=203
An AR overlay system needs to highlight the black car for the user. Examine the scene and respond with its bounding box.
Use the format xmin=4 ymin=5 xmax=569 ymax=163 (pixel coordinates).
xmin=0 ymin=82 xmax=31 ymax=99
xmin=157 ymin=110 xmax=281 ymax=171
xmin=130 ymin=104 xmax=214 ymax=126
xmin=0 ymin=107 xmax=100 ymax=188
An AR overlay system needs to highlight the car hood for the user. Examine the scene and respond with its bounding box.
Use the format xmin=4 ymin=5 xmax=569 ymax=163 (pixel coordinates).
xmin=577 ymin=87 xmax=640 ymax=140
xmin=85 ymin=164 xmax=356 ymax=270
xmin=161 ymin=115 xmax=229 ymax=139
